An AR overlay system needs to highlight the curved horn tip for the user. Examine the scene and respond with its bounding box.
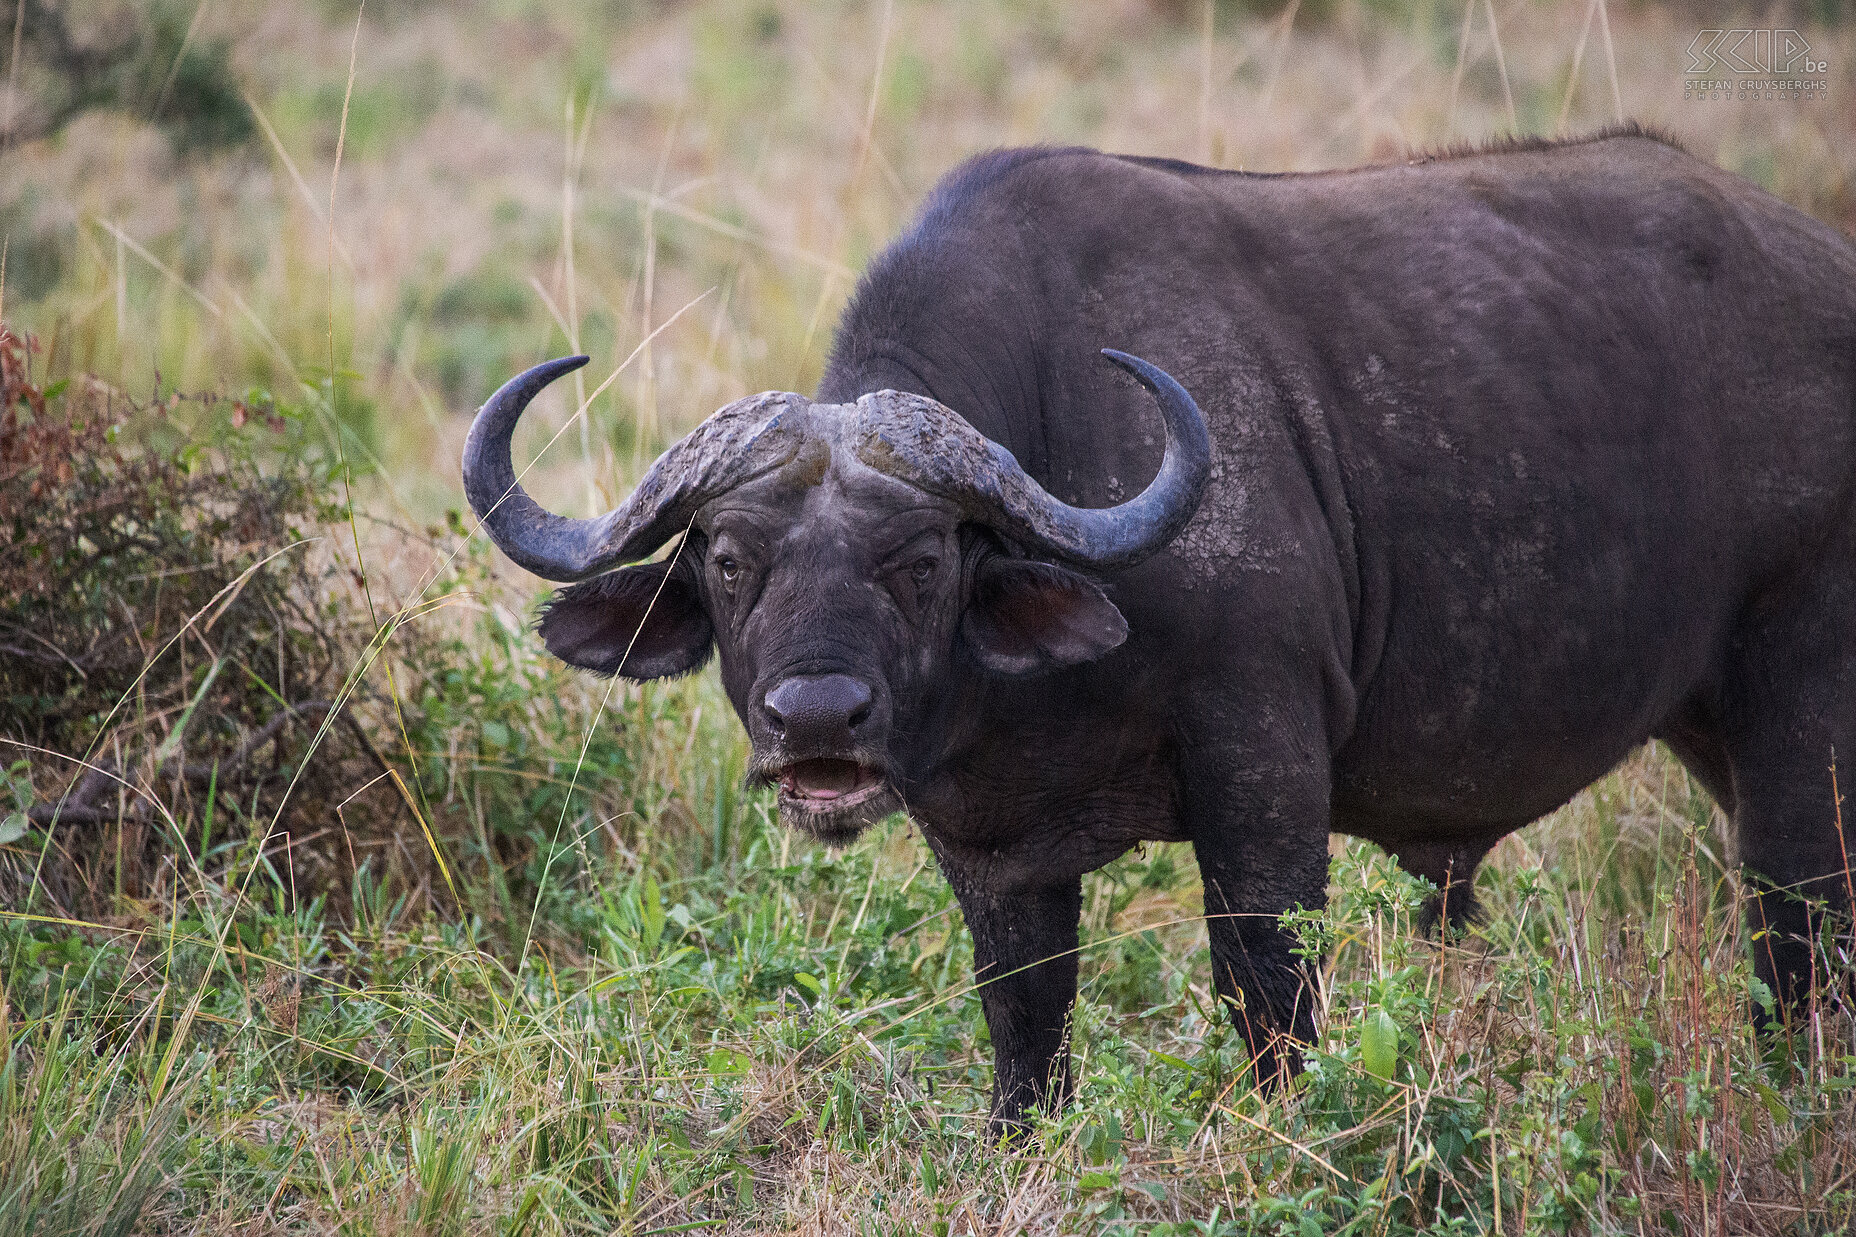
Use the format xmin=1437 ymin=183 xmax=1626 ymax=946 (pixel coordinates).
xmin=461 ymin=353 xmax=604 ymax=583
xmin=1098 ymin=348 xmax=1173 ymax=392
xmin=501 ymin=354 xmax=591 ymax=396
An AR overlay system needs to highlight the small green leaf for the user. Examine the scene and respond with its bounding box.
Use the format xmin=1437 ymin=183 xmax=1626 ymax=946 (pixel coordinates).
xmin=639 ymin=874 xmax=666 ymax=943
xmin=1361 ymin=1006 xmax=1400 ymax=1080
xmin=0 ymin=814 xmax=26 ymax=845
xmin=793 ymin=972 xmax=823 ymax=996
xmin=1744 ymin=1077 xmax=1789 ymax=1121
xmin=705 ymin=1047 xmax=752 ymax=1075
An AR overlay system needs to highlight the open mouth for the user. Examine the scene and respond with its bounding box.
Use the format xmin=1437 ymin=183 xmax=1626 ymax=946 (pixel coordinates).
xmin=776 ymin=758 xmax=888 ymax=809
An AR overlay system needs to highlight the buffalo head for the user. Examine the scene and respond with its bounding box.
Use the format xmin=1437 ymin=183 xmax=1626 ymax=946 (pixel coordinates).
xmin=461 ymin=352 xmax=1209 ymax=842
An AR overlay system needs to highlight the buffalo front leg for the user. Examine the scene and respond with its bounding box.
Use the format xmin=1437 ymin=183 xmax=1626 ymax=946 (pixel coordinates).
xmin=1188 ymin=760 xmax=1330 ymax=1088
xmin=944 ymin=866 xmax=1083 ymax=1134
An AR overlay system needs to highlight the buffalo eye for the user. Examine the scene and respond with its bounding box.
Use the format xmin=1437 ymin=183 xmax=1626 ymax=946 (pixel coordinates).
xmin=909 ymin=556 xmax=938 ymax=587
xmin=714 ymin=555 xmax=740 ymax=588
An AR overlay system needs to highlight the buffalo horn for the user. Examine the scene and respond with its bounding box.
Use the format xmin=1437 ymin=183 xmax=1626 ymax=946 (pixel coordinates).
xmin=851 ymin=350 xmax=1211 ymax=570
xmin=461 ymin=356 xmax=804 ymax=581
xmin=463 ymin=350 xmax=1210 ymax=581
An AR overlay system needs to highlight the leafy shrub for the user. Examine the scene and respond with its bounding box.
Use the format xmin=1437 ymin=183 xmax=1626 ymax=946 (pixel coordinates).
xmin=0 ymin=319 xmax=743 ymax=943
xmin=0 ymin=324 xmax=397 ymax=915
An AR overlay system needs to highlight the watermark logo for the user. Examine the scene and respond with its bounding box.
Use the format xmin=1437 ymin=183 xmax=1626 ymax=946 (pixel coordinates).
xmin=1686 ymin=29 xmax=1824 ymax=75
xmin=1684 ymin=28 xmax=1829 ymax=102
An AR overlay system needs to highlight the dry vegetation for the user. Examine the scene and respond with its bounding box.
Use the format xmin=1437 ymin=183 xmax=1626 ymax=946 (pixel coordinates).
xmin=2 ymin=0 xmax=1855 ymax=1233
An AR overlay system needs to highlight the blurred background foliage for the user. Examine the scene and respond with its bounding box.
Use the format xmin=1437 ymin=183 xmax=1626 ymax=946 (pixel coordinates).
xmin=3 ymin=0 xmax=1851 ymax=524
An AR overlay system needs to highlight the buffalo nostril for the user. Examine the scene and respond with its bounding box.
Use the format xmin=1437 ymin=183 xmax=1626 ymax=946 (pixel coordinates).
xmin=763 ymin=674 xmax=874 ymax=748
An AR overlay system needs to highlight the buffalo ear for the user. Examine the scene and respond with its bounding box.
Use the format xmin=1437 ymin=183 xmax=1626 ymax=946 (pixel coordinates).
xmin=961 ymin=558 xmax=1129 ymax=676
xmin=538 ymin=558 xmax=713 ymax=680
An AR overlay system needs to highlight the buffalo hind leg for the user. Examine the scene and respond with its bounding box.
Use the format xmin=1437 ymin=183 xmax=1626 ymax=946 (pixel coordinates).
xmin=943 ymin=867 xmax=1083 ymax=1136
xmin=1729 ymin=755 xmax=1855 ymax=1023
xmin=1188 ymin=757 xmax=1331 ymax=1089
xmin=1720 ymin=556 xmax=1856 ymax=1026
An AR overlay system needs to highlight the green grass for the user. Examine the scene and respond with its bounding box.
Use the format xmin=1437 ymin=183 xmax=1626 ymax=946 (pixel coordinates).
xmin=3 ymin=0 xmax=1856 ymax=1232
xmin=4 ymin=729 xmax=1853 ymax=1232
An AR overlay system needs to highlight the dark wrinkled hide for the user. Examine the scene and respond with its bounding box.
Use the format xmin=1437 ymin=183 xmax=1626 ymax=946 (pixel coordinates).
xmin=494 ymin=128 xmax=1856 ymax=1132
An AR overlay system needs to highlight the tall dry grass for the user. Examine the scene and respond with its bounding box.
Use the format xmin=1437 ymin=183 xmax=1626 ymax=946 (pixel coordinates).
xmin=5 ymin=0 xmax=1852 ymax=512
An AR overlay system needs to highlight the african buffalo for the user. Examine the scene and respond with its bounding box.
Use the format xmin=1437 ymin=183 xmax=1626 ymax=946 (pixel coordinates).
xmin=464 ymin=125 xmax=1856 ymax=1131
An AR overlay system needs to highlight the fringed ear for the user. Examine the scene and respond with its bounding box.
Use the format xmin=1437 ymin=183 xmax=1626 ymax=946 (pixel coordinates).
xmin=538 ymin=557 xmax=713 ymax=680
xmin=960 ymin=558 xmax=1128 ymax=676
